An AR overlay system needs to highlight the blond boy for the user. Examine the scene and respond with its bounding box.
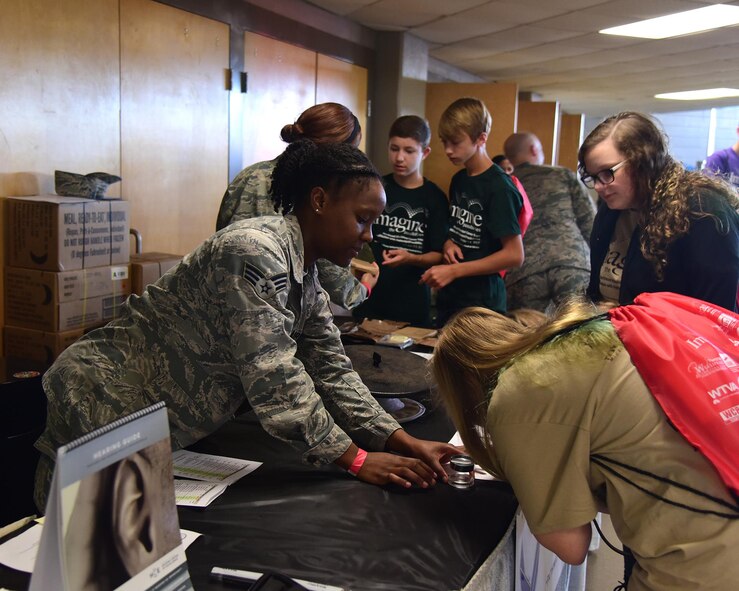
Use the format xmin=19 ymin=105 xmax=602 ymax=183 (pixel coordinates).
xmin=420 ymin=97 xmax=524 ymax=325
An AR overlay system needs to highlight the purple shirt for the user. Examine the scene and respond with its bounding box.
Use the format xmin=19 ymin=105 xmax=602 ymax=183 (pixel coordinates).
xmin=704 ymin=146 xmax=739 ymax=188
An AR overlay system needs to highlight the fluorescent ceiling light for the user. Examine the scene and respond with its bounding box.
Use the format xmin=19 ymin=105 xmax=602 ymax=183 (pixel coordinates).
xmin=655 ymin=88 xmax=739 ymax=101
xmin=600 ymin=4 xmax=739 ymax=39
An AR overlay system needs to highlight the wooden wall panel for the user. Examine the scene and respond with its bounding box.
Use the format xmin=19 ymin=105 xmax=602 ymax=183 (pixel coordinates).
xmin=0 ymin=197 xmax=5 ymax=355
xmin=316 ymin=53 xmax=368 ymax=151
xmin=242 ymin=33 xmax=317 ymax=167
xmin=120 ymin=0 xmax=229 ymax=256
xmin=0 ymin=0 xmax=121 ymax=186
xmin=517 ymin=101 xmax=561 ymax=165
xmin=424 ymin=82 xmax=518 ymax=194
xmin=0 ymin=0 xmax=120 ymax=355
xmin=558 ymin=113 xmax=584 ymax=172
xmin=316 ymin=55 xmax=368 ymax=153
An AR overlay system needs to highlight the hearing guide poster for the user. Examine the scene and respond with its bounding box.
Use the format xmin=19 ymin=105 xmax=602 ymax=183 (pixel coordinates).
xmin=30 ymin=402 xmax=193 ymax=591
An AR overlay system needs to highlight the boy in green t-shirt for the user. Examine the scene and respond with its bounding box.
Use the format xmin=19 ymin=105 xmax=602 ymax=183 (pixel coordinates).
xmin=354 ymin=116 xmax=448 ymax=327
xmin=421 ymin=97 xmax=523 ymax=326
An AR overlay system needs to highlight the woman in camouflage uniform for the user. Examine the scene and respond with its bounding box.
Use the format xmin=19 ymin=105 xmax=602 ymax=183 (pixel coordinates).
xmin=216 ymin=102 xmax=377 ymax=310
xmin=35 ymin=141 xmax=457 ymax=510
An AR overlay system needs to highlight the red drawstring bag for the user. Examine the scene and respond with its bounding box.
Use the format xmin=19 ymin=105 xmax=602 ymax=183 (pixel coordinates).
xmin=500 ymin=175 xmax=533 ymax=279
xmin=608 ymin=292 xmax=739 ymax=499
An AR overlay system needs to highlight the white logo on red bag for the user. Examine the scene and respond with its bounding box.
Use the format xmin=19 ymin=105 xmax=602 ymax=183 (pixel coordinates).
xmin=719 ymin=405 xmax=739 ymax=424
xmin=719 ymin=352 xmax=737 ymax=369
xmin=689 ymin=355 xmax=739 ymax=378
xmin=699 ymin=303 xmax=719 ymax=316
xmin=717 ymin=313 xmax=739 ymax=331
xmin=686 ymin=336 xmax=709 ymax=350
xmin=707 ymin=381 xmax=739 ymax=405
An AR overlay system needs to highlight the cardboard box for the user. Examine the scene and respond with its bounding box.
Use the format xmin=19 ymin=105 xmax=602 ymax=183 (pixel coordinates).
xmin=5 ymin=265 xmax=130 ymax=331
xmin=5 ymin=264 xmax=130 ymax=304
xmin=130 ymin=252 xmax=182 ymax=295
xmin=6 ymin=195 xmax=130 ymax=271
xmin=4 ymin=326 xmax=88 ymax=364
xmin=5 ymin=293 xmax=128 ymax=332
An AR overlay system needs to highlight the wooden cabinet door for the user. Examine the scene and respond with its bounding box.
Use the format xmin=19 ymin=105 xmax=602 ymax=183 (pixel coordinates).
xmin=120 ymin=0 xmax=229 ymax=255
xmin=518 ymin=101 xmax=561 ymax=165
xmin=316 ymin=55 xmax=368 ymax=153
xmin=558 ymin=113 xmax=584 ymax=172
xmin=242 ymin=32 xmax=317 ymax=167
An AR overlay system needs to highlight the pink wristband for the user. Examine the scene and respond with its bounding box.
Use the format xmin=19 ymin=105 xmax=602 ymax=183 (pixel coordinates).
xmin=348 ymin=448 xmax=368 ymax=476
xmin=361 ymin=281 xmax=372 ymax=297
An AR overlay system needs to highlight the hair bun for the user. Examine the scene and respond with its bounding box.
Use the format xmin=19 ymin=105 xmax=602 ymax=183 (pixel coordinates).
xmin=280 ymin=123 xmax=304 ymax=144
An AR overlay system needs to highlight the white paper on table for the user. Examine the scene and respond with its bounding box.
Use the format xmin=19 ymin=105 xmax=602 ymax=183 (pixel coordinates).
xmin=175 ymin=480 xmax=228 ymax=507
xmin=179 ymin=528 xmax=202 ymax=550
xmin=0 ymin=523 xmax=42 ymax=573
xmin=172 ymin=449 xmax=262 ymax=485
xmin=411 ymin=351 xmax=432 ymax=360
xmin=448 ymin=431 xmax=496 ymax=481
xmin=0 ymin=524 xmax=201 ymax=574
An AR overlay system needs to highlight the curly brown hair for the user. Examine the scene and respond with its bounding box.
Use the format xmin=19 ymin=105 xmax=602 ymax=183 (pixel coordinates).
xmin=579 ymin=112 xmax=739 ymax=280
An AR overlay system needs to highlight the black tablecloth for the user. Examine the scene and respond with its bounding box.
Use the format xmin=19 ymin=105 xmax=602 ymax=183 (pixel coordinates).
xmin=181 ymin=406 xmax=517 ymax=591
xmin=0 ymin=404 xmax=516 ymax=591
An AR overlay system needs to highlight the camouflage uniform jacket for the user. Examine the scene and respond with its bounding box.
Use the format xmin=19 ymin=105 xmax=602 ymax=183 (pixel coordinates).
xmin=216 ymin=159 xmax=280 ymax=230
xmin=215 ymin=159 xmax=367 ymax=310
xmin=36 ymin=215 xmax=400 ymax=479
xmin=505 ymin=163 xmax=596 ymax=284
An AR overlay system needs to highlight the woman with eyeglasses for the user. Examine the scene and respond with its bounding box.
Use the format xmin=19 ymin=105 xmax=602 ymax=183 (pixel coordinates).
xmin=578 ymin=111 xmax=739 ymax=311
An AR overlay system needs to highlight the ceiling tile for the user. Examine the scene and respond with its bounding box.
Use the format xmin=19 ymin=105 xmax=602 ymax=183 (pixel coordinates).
xmin=431 ymin=25 xmax=581 ymax=62
xmin=410 ymin=1 xmax=574 ymax=43
xmin=307 ymin=0 xmax=739 ymax=116
xmin=346 ymin=0 xmax=484 ymax=29
xmin=303 ymin=0 xmax=376 ymax=17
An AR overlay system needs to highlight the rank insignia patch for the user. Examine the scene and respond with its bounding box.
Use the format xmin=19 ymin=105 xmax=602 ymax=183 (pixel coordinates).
xmin=243 ymin=262 xmax=287 ymax=299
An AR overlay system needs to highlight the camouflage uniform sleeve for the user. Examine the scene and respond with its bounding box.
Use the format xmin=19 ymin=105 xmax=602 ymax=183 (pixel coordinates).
xmin=216 ymin=169 xmax=247 ymax=231
xmin=215 ymin=160 xmax=278 ymax=231
xmin=316 ymin=259 xmax=368 ymax=310
xmin=296 ymin=282 xmax=401 ymax=451
xmin=567 ymin=170 xmax=596 ymax=244
xmin=214 ymin=229 xmax=366 ymax=465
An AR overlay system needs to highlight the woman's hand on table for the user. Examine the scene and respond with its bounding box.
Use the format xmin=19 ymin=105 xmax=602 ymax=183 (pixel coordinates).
xmin=356 ymin=452 xmax=438 ymax=489
xmin=386 ymin=430 xmax=460 ymax=484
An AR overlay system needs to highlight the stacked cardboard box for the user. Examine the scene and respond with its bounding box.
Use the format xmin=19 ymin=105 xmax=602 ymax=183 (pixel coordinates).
xmin=130 ymin=252 xmax=183 ymax=295
xmin=3 ymin=196 xmax=131 ymax=363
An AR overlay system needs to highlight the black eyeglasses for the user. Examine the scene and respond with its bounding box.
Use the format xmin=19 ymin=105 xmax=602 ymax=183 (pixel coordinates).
xmin=580 ymin=160 xmax=628 ymax=189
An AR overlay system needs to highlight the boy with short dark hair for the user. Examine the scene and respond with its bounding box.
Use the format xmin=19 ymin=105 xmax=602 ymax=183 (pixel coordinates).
xmin=420 ymin=97 xmax=524 ymax=326
xmin=353 ymin=115 xmax=448 ymax=327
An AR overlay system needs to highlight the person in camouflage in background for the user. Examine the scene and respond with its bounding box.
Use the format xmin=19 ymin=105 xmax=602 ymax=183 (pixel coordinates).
xmin=216 ymin=102 xmax=378 ymax=310
xmin=34 ymin=141 xmax=458 ymax=510
xmin=503 ymin=132 xmax=595 ymax=312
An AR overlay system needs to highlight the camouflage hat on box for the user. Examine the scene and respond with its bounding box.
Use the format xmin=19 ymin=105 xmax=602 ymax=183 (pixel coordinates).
xmin=55 ymin=170 xmax=122 ymax=200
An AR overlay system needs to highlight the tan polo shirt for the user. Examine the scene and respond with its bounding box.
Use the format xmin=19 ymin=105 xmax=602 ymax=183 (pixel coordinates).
xmin=486 ymin=323 xmax=739 ymax=590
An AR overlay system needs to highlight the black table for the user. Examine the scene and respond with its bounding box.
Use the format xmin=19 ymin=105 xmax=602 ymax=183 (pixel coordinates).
xmin=0 ymin=357 xmax=48 ymax=527
xmin=180 ymin=405 xmax=517 ymax=591
xmin=0 ymin=404 xmax=517 ymax=591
